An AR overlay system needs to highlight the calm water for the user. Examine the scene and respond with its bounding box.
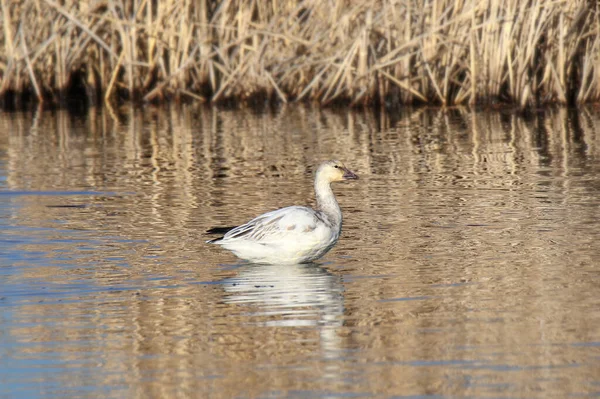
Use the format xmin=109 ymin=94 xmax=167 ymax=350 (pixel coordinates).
xmin=0 ymin=106 xmax=599 ymax=398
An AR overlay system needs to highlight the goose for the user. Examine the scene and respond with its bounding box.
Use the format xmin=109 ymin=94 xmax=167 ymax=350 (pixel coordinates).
xmin=207 ymin=160 xmax=358 ymax=264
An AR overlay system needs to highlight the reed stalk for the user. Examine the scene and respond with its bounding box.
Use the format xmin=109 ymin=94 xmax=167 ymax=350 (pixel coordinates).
xmin=0 ymin=0 xmax=599 ymax=108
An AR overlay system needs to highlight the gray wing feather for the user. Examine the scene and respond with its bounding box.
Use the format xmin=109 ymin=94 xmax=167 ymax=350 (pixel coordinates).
xmin=221 ymin=206 xmax=320 ymax=242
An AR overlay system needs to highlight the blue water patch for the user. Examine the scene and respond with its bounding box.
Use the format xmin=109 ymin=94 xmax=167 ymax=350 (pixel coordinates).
xmin=379 ymin=296 xmax=432 ymax=302
xmin=571 ymin=342 xmax=600 ymax=347
xmin=0 ymin=190 xmax=119 ymax=197
xmin=460 ymin=362 xmax=581 ymax=371
xmin=282 ymin=390 xmax=373 ymax=398
xmin=569 ymin=392 xmax=600 ymax=398
xmin=188 ymin=280 xmax=227 ymax=286
xmin=375 ymin=359 xmax=480 ymax=367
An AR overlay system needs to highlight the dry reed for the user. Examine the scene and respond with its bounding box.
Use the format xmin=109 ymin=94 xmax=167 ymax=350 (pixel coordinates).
xmin=1 ymin=0 xmax=599 ymax=108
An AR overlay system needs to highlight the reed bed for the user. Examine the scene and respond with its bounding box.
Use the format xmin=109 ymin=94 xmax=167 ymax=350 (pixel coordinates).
xmin=1 ymin=0 xmax=599 ymax=108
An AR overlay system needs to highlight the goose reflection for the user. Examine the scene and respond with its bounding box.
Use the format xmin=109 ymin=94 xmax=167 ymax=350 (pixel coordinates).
xmin=223 ymin=263 xmax=344 ymax=326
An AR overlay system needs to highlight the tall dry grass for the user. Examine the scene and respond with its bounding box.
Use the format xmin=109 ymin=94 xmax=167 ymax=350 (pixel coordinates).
xmin=1 ymin=0 xmax=599 ymax=108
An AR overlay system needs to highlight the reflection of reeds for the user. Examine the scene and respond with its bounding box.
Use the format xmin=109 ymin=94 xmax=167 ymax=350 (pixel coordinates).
xmin=1 ymin=0 xmax=599 ymax=108
xmin=3 ymin=106 xmax=599 ymax=397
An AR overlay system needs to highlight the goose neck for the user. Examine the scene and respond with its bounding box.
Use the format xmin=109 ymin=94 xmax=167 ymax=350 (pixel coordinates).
xmin=315 ymin=178 xmax=342 ymax=226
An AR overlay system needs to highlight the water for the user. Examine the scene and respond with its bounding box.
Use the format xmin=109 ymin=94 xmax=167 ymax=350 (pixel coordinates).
xmin=0 ymin=106 xmax=599 ymax=398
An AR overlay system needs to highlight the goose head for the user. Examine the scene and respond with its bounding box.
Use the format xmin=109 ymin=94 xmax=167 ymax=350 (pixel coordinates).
xmin=316 ymin=160 xmax=359 ymax=183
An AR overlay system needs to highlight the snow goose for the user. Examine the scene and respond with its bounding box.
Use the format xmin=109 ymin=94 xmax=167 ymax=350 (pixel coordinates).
xmin=207 ymin=160 xmax=358 ymax=264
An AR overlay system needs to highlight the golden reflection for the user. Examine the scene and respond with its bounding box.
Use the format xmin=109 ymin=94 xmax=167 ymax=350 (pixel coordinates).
xmin=0 ymin=105 xmax=599 ymax=397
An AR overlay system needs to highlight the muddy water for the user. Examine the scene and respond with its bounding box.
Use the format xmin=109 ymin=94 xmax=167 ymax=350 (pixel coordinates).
xmin=0 ymin=106 xmax=599 ymax=398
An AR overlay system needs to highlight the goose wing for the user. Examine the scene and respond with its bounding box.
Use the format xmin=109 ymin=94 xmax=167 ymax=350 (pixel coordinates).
xmin=219 ymin=206 xmax=326 ymax=243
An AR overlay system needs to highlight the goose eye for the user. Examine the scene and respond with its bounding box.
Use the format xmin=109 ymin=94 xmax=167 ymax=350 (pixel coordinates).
xmin=334 ymin=165 xmax=340 ymax=169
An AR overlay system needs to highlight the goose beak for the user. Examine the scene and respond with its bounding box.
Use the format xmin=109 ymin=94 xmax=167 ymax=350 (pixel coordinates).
xmin=342 ymin=168 xmax=359 ymax=180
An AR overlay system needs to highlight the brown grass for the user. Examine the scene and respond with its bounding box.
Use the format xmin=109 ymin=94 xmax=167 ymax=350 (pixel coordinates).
xmin=1 ymin=0 xmax=599 ymax=108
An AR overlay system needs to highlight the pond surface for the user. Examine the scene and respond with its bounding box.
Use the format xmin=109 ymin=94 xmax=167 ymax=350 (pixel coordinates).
xmin=0 ymin=105 xmax=599 ymax=398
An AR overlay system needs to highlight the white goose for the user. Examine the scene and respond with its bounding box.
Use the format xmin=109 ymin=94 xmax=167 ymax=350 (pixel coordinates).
xmin=207 ymin=160 xmax=358 ymax=264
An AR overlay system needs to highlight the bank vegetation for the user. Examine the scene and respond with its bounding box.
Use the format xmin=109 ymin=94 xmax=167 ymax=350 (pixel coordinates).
xmin=1 ymin=0 xmax=599 ymax=109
